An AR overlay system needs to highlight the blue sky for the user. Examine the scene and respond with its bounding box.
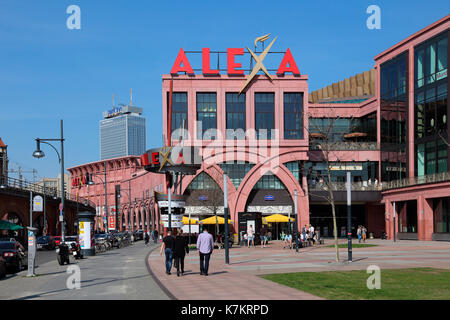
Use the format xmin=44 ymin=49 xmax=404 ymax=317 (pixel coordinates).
xmin=0 ymin=0 xmax=449 ymax=180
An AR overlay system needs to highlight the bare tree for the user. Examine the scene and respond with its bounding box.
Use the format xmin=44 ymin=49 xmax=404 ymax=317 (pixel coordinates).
xmin=306 ymin=109 xmax=357 ymax=262
xmin=202 ymin=187 xmax=224 ymax=237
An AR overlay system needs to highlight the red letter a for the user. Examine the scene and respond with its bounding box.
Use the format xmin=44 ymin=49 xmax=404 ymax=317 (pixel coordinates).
xmin=171 ymin=48 xmax=194 ymax=75
xmin=277 ymin=48 xmax=300 ymax=75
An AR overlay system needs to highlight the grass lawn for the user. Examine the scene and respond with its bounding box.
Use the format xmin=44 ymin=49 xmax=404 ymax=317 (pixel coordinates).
xmin=262 ymin=268 xmax=450 ymax=300
xmin=326 ymin=244 xmax=378 ymax=248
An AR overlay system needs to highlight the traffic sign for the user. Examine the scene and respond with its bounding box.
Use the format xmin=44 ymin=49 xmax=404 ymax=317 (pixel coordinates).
xmin=157 ymin=201 xmax=185 ymax=208
xmin=162 ymin=221 xmax=184 ymax=228
xmin=161 ymin=214 xmax=183 ymax=221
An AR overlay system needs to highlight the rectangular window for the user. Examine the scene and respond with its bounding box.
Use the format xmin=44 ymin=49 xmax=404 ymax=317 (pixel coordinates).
xmin=255 ymin=93 xmax=275 ymax=139
xmin=196 ymin=92 xmax=217 ymax=140
xmin=416 ymin=48 xmax=424 ymax=88
xmin=167 ymin=92 xmax=188 ymax=140
xmin=415 ymin=92 xmax=425 ymax=139
xmin=426 ymin=141 xmax=436 ymax=174
xmin=438 ymin=139 xmax=448 ymax=173
xmin=284 ymin=92 xmax=304 ymax=139
xmin=434 ymin=198 xmax=450 ymax=233
xmin=417 ymin=143 xmax=425 ymax=176
xmin=437 ymin=37 xmax=448 ymax=74
xmin=225 ymin=93 xmax=246 ymax=139
xmin=426 ymin=43 xmax=436 ymax=85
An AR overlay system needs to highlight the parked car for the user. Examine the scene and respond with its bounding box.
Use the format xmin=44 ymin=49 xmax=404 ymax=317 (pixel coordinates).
xmin=36 ymin=236 xmax=56 ymax=250
xmin=0 ymin=241 xmax=28 ymax=273
xmin=136 ymin=230 xmax=144 ymax=241
xmin=63 ymin=236 xmax=78 ymax=247
xmin=0 ymin=256 xmax=6 ymax=279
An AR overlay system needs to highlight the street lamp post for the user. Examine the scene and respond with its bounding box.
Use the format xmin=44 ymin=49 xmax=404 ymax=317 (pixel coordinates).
xmin=294 ymin=189 xmax=299 ymax=253
xmin=116 ymin=182 xmax=132 ymax=232
xmin=33 ymin=119 xmax=66 ymax=242
xmin=88 ymin=164 xmax=108 ymax=233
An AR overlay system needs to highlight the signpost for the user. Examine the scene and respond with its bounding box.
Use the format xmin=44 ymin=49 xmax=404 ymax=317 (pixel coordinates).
xmin=224 ymin=173 xmax=230 ymax=264
xmin=33 ymin=195 xmax=43 ymax=212
xmin=347 ymin=171 xmax=353 ymax=262
xmin=27 ymin=227 xmax=38 ymax=277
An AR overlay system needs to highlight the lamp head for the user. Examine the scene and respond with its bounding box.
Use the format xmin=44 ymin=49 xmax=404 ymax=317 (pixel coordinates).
xmin=33 ymin=140 xmax=45 ymax=159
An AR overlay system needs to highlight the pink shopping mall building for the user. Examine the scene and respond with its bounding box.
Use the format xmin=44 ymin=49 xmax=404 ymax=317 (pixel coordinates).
xmin=70 ymin=15 xmax=449 ymax=241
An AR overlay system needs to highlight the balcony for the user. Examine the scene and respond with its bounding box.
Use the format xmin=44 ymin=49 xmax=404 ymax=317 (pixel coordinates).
xmin=308 ymin=181 xmax=382 ymax=192
xmin=309 ymin=141 xmax=379 ymax=151
xmin=382 ymin=172 xmax=450 ymax=191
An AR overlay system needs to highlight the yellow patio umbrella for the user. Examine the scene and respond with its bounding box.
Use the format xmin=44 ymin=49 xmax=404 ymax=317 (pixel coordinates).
xmin=199 ymin=216 xmax=234 ymax=225
xmin=265 ymin=214 xmax=294 ymax=223
xmin=182 ymin=216 xmax=199 ymax=225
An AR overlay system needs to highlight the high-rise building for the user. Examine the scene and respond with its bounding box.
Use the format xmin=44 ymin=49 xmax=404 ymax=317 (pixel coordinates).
xmin=100 ymin=102 xmax=146 ymax=160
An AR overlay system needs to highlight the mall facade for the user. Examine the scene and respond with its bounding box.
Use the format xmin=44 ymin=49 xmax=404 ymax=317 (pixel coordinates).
xmin=70 ymin=15 xmax=449 ymax=241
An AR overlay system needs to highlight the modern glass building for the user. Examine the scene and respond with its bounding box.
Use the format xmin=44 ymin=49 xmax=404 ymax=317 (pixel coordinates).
xmin=100 ymin=105 xmax=146 ymax=160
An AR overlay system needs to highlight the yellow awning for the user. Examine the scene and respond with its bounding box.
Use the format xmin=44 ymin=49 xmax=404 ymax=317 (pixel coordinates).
xmin=199 ymin=216 xmax=234 ymax=225
xmin=264 ymin=214 xmax=294 ymax=223
xmin=182 ymin=216 xmax=199 ymax=225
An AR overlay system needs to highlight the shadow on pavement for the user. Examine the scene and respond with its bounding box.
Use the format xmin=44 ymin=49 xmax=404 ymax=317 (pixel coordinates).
xmin=14 ymin=274 xmax=150 ymax=300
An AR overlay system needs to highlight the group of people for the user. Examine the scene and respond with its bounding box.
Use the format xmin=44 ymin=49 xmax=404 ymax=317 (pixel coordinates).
xmin=160 ymin=228 xmax=214 ymax=277
xmin=282 ymin=224 xmax=319 ymax=249
xmin=143 ymin=230 xmax=160 ymax=246
xmin=243 ymin=225 xmax=272 ymax=248
xmin=357 ymin=225 xmax=368 ymax=243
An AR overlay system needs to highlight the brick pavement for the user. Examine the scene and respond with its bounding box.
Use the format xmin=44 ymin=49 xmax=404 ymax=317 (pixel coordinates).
xmin=147 ymin=238 xmax=450 ymax=300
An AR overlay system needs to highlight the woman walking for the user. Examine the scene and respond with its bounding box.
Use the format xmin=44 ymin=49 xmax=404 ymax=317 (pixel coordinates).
xmin=173 ymin=229 xmax=189 ymax=276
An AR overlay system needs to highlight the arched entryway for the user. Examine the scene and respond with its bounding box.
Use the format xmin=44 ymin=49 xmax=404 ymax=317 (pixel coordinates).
xmin=243 ymin=172 xmax=294 ymax=240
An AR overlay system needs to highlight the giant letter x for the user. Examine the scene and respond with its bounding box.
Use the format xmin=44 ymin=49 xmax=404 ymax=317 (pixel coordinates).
xmin=239 ymin=36 xmax=277 ymax=95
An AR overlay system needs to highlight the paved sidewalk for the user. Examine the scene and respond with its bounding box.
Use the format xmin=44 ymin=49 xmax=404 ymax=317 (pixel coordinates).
xmin=1 ymin=242 xmax=168 ymax=300
xmin=147 ymin=239 xmax=450 ymax=300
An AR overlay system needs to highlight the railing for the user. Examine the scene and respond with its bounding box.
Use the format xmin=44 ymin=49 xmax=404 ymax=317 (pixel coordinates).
xmin=308 ymin=181 xmax=382 ymax=192
xmin=309 ymin=141 xmax=379 ymax=151
xmin=382 ymin=171 xmax=450 ymax=191
xmin=0 ymin=175 xmax=95 ymax=208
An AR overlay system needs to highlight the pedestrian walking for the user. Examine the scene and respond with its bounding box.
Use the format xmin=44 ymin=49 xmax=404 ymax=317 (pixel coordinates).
xmin=247 ymin=225 xmax=255 ymax=247
xmin=309 ymin=224 xmax=315 ymax=245
xmin=160 ymin=230 xmax=175 ymax=275
xmin=145 ymin=231 xmax=150 ymax=246
xmin=357 ymin=226 xmax=362 ymax=243
xmin=260 ymin=225 xmax=267 ymax=248
xmin=196 ymin=228 xmax=214 ymax=276
xmin=362 ymin=226 xmax=367 ymax=243
xmin=173 ymin=229 xmax=189 ymax=277
xmin=153 ymin=229 xmax=159 ymax=244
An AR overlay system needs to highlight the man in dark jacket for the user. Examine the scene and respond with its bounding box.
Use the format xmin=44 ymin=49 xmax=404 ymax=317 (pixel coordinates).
xmin=173 ymin=229 xmax=189 ymax=276
xmin=144 ymin=232 xmax=150 ymax=246
xmin=160 ymin=230 xmax=175 ymax=275
xmin=153 ymin=229 xmax=159 ymax=244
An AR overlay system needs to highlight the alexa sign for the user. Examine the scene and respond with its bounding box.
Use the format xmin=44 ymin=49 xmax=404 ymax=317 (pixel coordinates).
xmin=170 ymin=34 xmax=300 ymax=93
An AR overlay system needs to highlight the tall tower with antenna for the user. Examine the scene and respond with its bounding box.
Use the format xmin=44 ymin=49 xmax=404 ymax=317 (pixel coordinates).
xmin=99 ymin=90 xmax=146 ymax=160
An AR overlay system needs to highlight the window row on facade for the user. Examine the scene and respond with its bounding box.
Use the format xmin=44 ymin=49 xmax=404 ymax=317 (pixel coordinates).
xmin=168 ymin=92 xmax=304 ymax=140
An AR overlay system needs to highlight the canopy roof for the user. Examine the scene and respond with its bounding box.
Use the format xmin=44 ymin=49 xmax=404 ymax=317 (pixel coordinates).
xmin=0 ymin=220 xmax=24 ymax=231
xmin=263 ymin=214 xmax=294 ymax=223
xmin=200 ymin=216 xmax=234 ymax=225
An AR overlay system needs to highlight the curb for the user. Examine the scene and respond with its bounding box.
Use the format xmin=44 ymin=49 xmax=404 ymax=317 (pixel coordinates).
xmin=145 ymin=245 xmax=177 ymax=300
